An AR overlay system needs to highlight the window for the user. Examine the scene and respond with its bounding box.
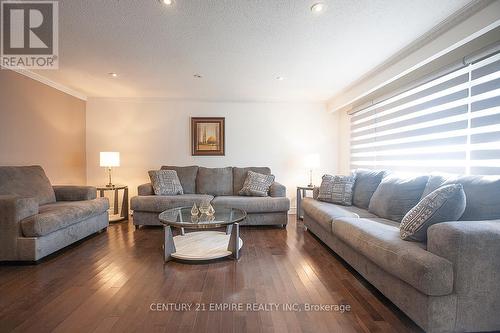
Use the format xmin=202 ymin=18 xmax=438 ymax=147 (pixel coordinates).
xmin=350 ymin=52 xmax=500 ymax=175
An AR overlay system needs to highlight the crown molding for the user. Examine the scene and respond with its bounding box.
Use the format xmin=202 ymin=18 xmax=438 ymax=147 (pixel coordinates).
xmin=3 ymin=66 xmax=88 ymax=101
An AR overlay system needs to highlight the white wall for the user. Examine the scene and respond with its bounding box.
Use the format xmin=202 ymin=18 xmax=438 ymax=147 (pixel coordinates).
xmin=86 ymin=99 xmax=340 ymax=211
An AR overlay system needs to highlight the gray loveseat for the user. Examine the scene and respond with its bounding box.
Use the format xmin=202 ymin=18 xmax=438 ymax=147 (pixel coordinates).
xmin=0 ymin=166 xmax=109 ymax=262
xmin=131 ymin=166 xmax=290 ymax=227
xmin=303 ymin=170 xmax=500 ymax=333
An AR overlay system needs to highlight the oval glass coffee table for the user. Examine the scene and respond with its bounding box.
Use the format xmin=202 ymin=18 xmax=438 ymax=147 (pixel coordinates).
xmin=159 ymin=207 xmax=246 ymax=262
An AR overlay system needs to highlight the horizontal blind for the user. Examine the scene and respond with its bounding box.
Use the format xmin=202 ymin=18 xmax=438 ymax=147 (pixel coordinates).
xmin=350 ymin=52 xmax=500 ymax=175
xmin=469 ymin=54 xmax=500 ymax=175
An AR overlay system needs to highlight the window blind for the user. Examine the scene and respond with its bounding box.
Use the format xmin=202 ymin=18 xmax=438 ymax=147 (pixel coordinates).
xmin=350 ymin=52 xmax=500 ymax=175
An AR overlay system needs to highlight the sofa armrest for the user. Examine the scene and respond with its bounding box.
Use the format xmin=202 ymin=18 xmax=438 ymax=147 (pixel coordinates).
xmin=138 ymin=183 xmax=154 ymax=196
xmin=0 ymin=195 xmax=39 ymax=260
xmin=53 ymin=186 xmax=97 ymax=201
xmin=269 ymin=182 xmax=286 ymax=197
xmin=427 ymin=220 xmax=500 ymax=330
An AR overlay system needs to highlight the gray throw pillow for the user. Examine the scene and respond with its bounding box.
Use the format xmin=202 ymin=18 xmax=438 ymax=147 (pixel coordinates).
xmin=148 ymin=170 xmax=184 ymax=196
xmin=317 ymin=174 xmax=355 ymax=206
xmin=238 ymin=171 xmax=275 ymax=197
xmin=400 ymin=184 xmax=466 ymax=242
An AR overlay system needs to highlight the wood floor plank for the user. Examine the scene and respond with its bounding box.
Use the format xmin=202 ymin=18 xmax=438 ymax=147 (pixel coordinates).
xmin=0 ymin=216 xmax=423 ymax=333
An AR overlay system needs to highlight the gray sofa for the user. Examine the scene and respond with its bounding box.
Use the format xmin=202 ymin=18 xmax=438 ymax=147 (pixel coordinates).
xmin=302 ymin=170 xmax=500 ymax=333
xmin=0 ymin=166 xmax=109 ymax=262
xmin=131 ymin=166 xmax=290 ymax=227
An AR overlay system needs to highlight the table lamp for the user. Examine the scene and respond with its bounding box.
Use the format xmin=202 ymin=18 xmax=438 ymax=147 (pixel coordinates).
xmin=304 ymin=153 xmax=320 ymax=187
xmin=100 ymin=152 xmax=120 ymax=187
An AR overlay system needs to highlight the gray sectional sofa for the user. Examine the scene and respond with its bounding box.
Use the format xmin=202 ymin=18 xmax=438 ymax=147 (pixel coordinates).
xmin=131 ymin=166 xmax=290 ymax=227
xmin=0 ymin=166 xmax=110 ymax=262
xmin=302 ymin=169 xmax=500 ymax=333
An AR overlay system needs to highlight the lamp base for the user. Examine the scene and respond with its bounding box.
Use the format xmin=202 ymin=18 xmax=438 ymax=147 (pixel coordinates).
xmin=308 ymin=169 xmax=314 ymax=188
xmin=106 ymin=167 xmax=114 ymax=188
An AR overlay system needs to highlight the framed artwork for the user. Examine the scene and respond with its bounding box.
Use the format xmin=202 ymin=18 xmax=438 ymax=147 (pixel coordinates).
xmin=191 ymin=117 xmax=225 ymax=156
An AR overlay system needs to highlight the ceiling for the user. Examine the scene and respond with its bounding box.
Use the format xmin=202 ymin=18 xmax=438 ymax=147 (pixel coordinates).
xmin=32 ymin=0 xmax=472 ymax=101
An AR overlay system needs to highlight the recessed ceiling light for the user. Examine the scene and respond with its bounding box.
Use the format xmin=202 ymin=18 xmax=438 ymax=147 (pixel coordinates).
xmin=193 ymin=74 xmax=202 ymax=79
xmin=161 ymin=0 xmax=173 ymax=5
xmin=310 ymin=2 xmax=325 ymax=13
xmin=276 ymin=76 xmax=285 ymax=81
xmin=108 ymin=72 xmax=118 ymax=78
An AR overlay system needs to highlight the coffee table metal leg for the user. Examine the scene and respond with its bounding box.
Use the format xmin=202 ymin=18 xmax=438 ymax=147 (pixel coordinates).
xmin=227 ymin=223 xmax=240 ymax=260
xmin=226 ymin=225 xmax=232 ymax=235
xmin=164 ymin=226 xmax=176 ymax=262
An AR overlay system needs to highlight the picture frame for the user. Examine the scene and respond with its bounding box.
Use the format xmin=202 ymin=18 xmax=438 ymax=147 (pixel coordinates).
xmin=191 ymin=117 xmax=225 ymax=156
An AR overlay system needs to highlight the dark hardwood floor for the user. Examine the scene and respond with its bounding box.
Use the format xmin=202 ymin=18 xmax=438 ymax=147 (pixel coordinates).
xmin=0 ymin=215 xmax=422 ymax=333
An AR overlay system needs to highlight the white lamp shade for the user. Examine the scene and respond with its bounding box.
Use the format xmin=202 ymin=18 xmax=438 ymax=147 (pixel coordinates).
xmin=304 ymin=153 xmax=320 ymax=168
xmin=100 ymin=152 xmax=120 ymax=167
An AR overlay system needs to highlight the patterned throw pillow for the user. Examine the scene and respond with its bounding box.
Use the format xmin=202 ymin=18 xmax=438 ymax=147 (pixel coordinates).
xmin=400 ymin=184 xmax=466 ymax=242
xmin=317 ymin=174 xmax=355 ymax=206
xmin=238 ymin=171 xmax=275 ymax=197
xmin=148 ymin=170 xmax=184 ymax=196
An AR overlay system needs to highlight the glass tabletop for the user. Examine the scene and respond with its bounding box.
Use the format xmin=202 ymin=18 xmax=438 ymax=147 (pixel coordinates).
xmin=159 ymin=206 xmax=246 ymax=228
xmin=96 ymin=184 xmax=127 ymax=190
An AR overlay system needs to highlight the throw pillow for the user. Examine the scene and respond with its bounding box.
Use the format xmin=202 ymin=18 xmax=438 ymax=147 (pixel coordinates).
xmin=317 ymin=174 xmax=355 ymax=206
xmin=148 ymin=170 xmax=184 ymax=196
xmin=400 ymin=184 xmax=466 ymax=242
xmin=238 ymin=171 xmax=275 ymax=197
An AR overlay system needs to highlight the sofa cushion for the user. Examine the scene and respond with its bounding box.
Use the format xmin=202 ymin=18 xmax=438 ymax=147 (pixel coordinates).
xmin=400 ymin=184 xmax=466 ymax=242
xmin=212 ymin=196 xmax=289 ymax=213
xmin=233 ymin=167 xmax=271 ymax=195
xmin=148 ymin=170 xmax=184 ymax=195
xmin=131 ymin=194 xmax=213 ymax=213
xmin=238 ymin=171 xmax=275 ymax=197
xmin=161 ymin=166 xmax=198 ymax=194
xmin=317 ymin=174 xmax=355 ymax=206
xmin=352 ymin=169 xmax=386 ymax=209
xmin=197 ymin=167 xmax=233 ymax=196
xmin=369 ymin=175 xmax=429 ymax=222
xmin=0 ymin=165 xmax=56 ymax=205
xmin=21 ymin=198 xmax=109 ymax=237
xmin=442 ymin=175 xmax=500 ymax=220
xmin=302 ymin=197 xmax=376 ymax=232
xmin=421 ymin=174 xmax=448 ymax=199
xmin=333 ymin=217 xmax=454 ymax=296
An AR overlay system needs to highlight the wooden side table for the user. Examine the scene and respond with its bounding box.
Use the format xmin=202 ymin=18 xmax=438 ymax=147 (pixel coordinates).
xmin=97 ymin=185 xmax=129 ymax=222
xmin=296 ymin=186 xmax=314 ymax=220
